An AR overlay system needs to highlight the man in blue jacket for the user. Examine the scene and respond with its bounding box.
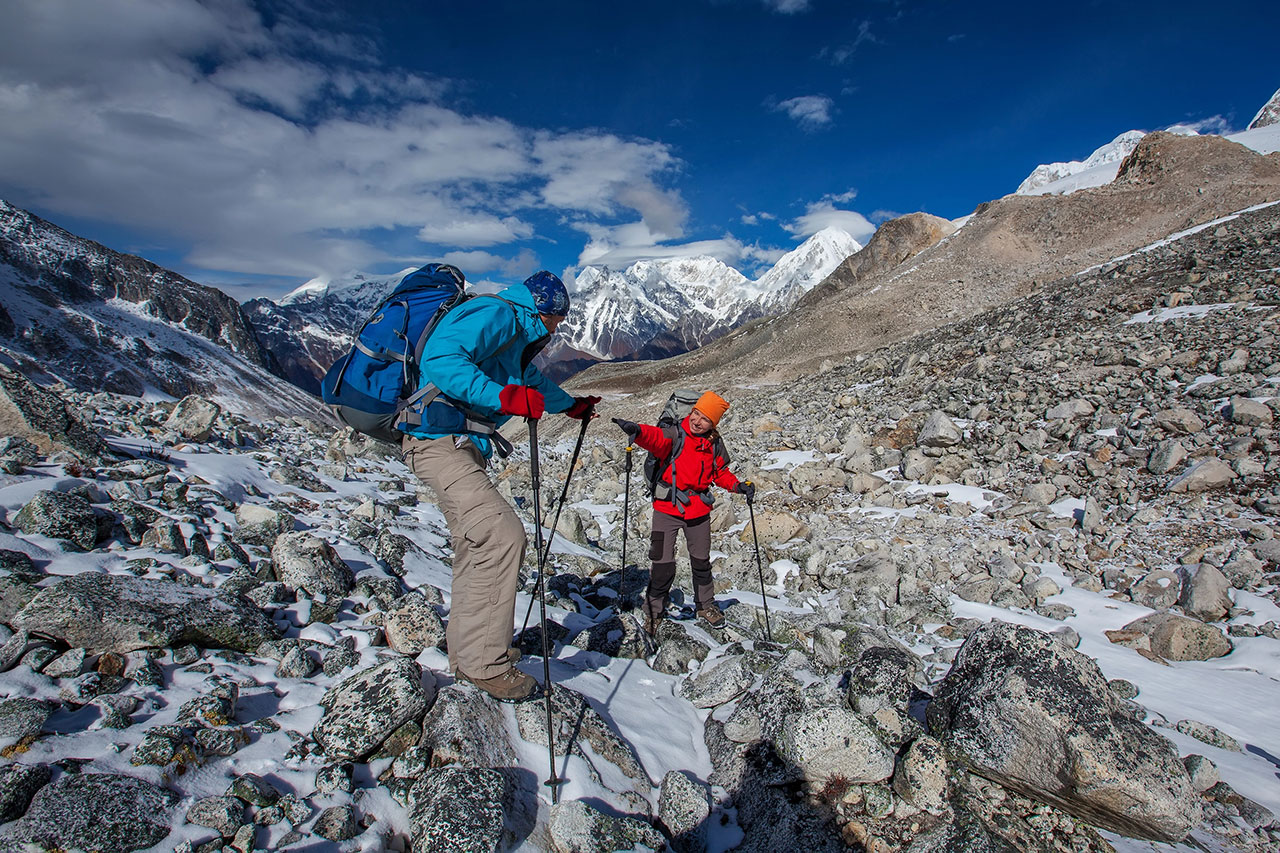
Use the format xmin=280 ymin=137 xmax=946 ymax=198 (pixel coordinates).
xmin=402 ymin=271 xmax=598 ymax=701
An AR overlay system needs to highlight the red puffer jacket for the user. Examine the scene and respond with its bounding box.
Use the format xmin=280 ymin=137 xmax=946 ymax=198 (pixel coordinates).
xmin=634 ymin=417 xmax=740 ymax=519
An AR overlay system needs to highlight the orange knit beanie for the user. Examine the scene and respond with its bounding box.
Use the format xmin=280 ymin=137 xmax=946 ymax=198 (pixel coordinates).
xmin=693 ymin=391 xmax=730 ymax=426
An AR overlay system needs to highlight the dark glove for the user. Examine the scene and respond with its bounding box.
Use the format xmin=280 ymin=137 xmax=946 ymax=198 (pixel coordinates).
xmin=499 ymin=385 xmax=545 ymax=419
xmin=565 ymin=395 xmax=601 ymax=420
xmin=738 ymin=482 xmax=756 ymax=502
xmin=611 ymin=417 xmax=639 ymax=439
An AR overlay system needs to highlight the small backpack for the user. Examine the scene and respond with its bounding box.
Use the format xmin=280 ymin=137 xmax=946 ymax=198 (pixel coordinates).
xmin=320 ymin=263 xmax=513 ymax=445
xmin=642 ymin=389 xmax=730 ymax=500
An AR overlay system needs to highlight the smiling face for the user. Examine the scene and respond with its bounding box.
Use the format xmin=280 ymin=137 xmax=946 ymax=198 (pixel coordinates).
xmin=688 ymin=408 xmax=713 ymax=435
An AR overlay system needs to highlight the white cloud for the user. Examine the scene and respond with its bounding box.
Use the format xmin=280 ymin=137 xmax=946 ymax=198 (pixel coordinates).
xmin=818 ymin=20 xmax=877 ymax=65
xmin=1163 ymin=115 xmax=1232 ymax=136
xmin=773 ymin=95 xmax=835 ymax=130
xmin=573 ymin=219 xmax=746 ymax=271
xmin=761 ymin=0 xmax=811 ymax=12
xmin=785 ymin=201 xmax=876 ymax=243
xmin=0 ymin=0 xmax=685 ymax=283
xmin=418 ymin=216 xmax=534 ymax=248
xmin=440 ymin=248 xmax=540 ymax=279
xmin=741 ymin=213 xmax=759 ymax=226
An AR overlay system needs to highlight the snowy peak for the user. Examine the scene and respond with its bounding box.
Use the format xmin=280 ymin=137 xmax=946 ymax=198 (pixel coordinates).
xmin=1015 ymin=130 xmax=1148 ymax=196
xmin=278 ymin=267 xmax=416 ymax=313
xmin=756 ymin=226 xmax=863 ymax=303
xmin=550 ymin=227 xmax=861 ymax=371
xmin=1250 ymin=86 xmax=1280 ymax=130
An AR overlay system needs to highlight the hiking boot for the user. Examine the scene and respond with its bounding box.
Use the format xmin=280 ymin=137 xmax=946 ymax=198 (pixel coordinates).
xmin=696 ymin=606 xmax=726 ymax=629
xmin=504 ymin=646 xmax=522 ymax=665
xmin=643 ymin=611 xmax=664 ymax=638
xmin=457 ymin=667 xmax=539 ymax=703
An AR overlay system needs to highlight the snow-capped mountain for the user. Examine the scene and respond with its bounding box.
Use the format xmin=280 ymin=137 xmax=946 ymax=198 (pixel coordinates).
xmin=0 ymin=199 xmax=318 ymax=418
xmin=542 ymin=227 xmax=862 ymax=378
xmin=247 ymin=227 xmax=862 ymax=386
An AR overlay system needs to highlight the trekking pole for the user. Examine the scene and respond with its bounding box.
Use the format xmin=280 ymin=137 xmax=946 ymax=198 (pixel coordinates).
xmin=520 ymin=413 xmax=592 ymax=634
xmin=618 ymin=445 xmax=634 ymax=611
xmin=527 ymin=417 xmax=564 ymax=801
xmin=745 ymin=483 xmax=773 ymax=642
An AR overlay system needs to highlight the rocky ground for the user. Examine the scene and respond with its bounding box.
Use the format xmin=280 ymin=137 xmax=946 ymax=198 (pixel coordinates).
xmin=0 ymin=202 xmax=1277 ymax=852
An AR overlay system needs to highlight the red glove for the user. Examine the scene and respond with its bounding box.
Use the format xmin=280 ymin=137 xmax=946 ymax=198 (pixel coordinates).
xmin=499 ymin=385 xmax=545 ymax=419
xmin=565 ymin=395 xmax=601 ymax=420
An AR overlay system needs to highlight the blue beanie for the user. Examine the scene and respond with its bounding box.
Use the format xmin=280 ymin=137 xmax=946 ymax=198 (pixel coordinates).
xmin=524 ymin=271 xmax=570 ymax=317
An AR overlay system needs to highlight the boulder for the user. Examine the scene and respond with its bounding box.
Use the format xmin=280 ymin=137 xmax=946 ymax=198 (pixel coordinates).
xmin=917 ymin=410 xmax=963 ymax=448
xmin=1153 ymin=408 xmax=1204 ymax=435
xmin=0 ymin=365 xmax=110 ymax=462
xmin=0 ymin=696 xmax=51 ymax=752
xmin=0 ymin=772 xmax=177 ymax=852
xmin=927 ymin=621 xmax=1201 ymax=841
xmin=1167 ymin=459 xmax=1236 ymax=493
xmin=407 ymin=767 xmax=505 ymax=853
xmin=1226 ymin=396 xmax=1272 ymax=426
xmin=1046 ymin=399 xmax=1095 ymax=421
xmin=0 ymin=762 xmax=52 ymax=822
xmin=1122 ymin=613 xmax=1232 ymax=661
xmin=1177 ymin=564 xmax=1233 ymax=622
xmin=164 ymin=394 xmax=221 ymax=441
xmin=547 ymin=799 xmax=666 ymax=853
xmin=384 ymin=593 xmax=446 ymax=655
xmin=738 ymin=509 xmax=809 ymax=545
xmin=234 ymin=503 xmax=294 ymax=547
xmin=1130 ymin=570 xmax=1181 ymax=611
xmin=13 ymin=490 xmax=99 ymax=551
xmin=893 ymin=735 xmax=949 ymax=815
xmin=271 ymin=532 xmax=355 ymax=598
xmin=679 ymin=654 xmax=755 ymax=708
xmin=12 ymin=572 xmax=280 ymax=654
xmin=775 ymin=704 xmax=895 ymax=786
xmin=313 ymin=657 xmax=434 ymax=761
xmin=659 ymin=770 xmax=712 ymax=852
xmin=1147 ymin=440 xmax=1187 ymax=475
xmin=573 ymin=612 xmax=654 ymax=659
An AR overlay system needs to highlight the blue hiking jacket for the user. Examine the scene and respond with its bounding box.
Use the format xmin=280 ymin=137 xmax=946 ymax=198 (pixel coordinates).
xmin=407 ymin=284 xmax=574 ymax=457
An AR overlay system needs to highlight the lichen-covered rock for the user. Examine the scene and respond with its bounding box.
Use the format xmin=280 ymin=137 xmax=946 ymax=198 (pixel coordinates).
xmin=927 ymin=621 xmax=1201 ymax=842
xmin=384 ymin=593 xmax=446 ymax=655
xmin=164 ymin=394 xmax=221 ymax=441
xmin=513 ymin=685 xmax=650 ymax=795
xmin=419 ymin=684 xmax=517 ymax=769
xmin=0 ymin=772 xmax=177 ymax=852
xmin=13 ymin=490 xmax=99 ymax=551
xmin=12 ymin=572 xmax=281 ymax=654
xmin=0 ymin=762 xmax=52 ymax=822
xmin=775 ymin=704 xmax=895 ymax=786
xmin=185 ymin=795 xmax=244 ymax=837
xmin=0 ymin=629 xmax=29 ymax=672
xmin=1122 ymin=612 xmax=1232 ymax=660
xmin=313 ymin=804 xmax=360 ymax=841
xmin=679 ymin=654 xmax=755 ymax=708
xmin=651 ymin=627 xmax=712 ymax=675
xmin=892 ymin=735 xmax=949 ymax=815
xmin=547 ymin=799 xmax=666 ymax=853
xmin=313 ymin=657 xmax=434 ymax=761
xmin=0 ymin=696 xmax=52 ymax=752
xmin=271 ymin=531 xmax=355 ymax=598
xmin=847 ymin=644 xmax=924 ymax=715
xmin=658 ymin=769 xmax=712 ymax=852
xmin=233 ymin=503 xmax=295 ymax=547
xmin=573 ymin=612 xmax=654 ymax=659
xmin=407 ymin=767 xmax=505 ymax=853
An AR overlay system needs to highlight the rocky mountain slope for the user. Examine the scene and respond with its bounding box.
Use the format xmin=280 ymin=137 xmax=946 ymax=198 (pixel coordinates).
xmin=0 ymin=191 xmax=1275 ymax=853
xmin=0 ymin=200 xmax=318 ymax=419
xmin=571 ymin=131 xmax=1280 ymax=399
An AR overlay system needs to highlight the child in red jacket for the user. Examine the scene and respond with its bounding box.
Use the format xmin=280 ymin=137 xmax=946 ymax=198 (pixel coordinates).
xmin=613 ymin=391 xmax=754 ymax=634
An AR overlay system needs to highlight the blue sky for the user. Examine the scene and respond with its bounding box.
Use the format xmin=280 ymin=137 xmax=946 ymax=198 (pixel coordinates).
xmin=0 ymin=0 xmax=1276 ymax=300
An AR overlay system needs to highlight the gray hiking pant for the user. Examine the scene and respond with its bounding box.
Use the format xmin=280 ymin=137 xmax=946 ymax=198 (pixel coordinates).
xmin=402 ymin=434 xmax=525 ymax=680
xmin=647 ymin=511 xmax=715 ymax=617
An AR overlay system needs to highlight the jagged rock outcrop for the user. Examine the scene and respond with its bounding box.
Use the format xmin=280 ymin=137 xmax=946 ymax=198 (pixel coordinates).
xmin=1247 ymin=86 xmax=1280 ymax=130
xmin=0 ymin=365 xmax=110 ymax=462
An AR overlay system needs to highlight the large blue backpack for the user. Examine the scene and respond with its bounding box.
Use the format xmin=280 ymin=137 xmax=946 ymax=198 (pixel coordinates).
xmin=320 ymin=263 xmax=512 ymax=445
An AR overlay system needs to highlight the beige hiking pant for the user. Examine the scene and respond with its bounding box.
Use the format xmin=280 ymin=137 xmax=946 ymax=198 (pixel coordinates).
xmin=402 ymin=434 xmax=526 ymax=679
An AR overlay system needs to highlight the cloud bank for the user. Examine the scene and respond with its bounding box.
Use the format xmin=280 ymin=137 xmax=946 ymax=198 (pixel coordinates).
xmin=0 ymin=0 xmax=685 ymax=283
